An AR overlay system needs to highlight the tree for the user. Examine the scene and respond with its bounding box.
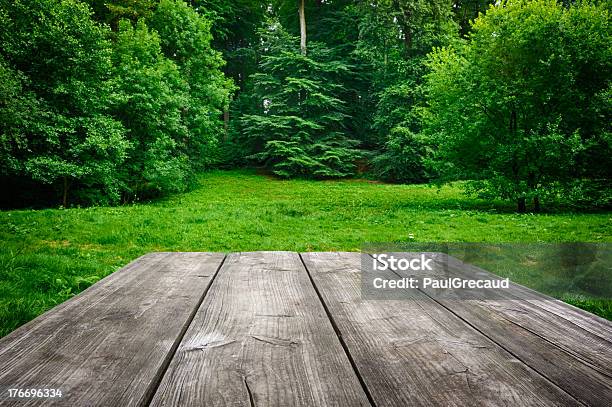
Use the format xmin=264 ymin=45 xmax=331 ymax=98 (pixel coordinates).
xmin=149 ymin=0 xmax=234 ymax=168
xmin=0 ymin=0 xmax=232 ymax=207
xmin=192 ymin=0 xmax=267 ymax=91
xmin=110 ymin=19 xmax=192 ymax=198
xmin=84 ymin=0 xmax=157 ymax=27
xmin=425 ymin=0 xmax=611 ymax=211
xmin=286 ymin=0 xmax=374 ymax=149
xmin=355 ymin=0 xmax=457 ymax=180
xmin=0 ymin=56 xmax=41 ymax=180
xmin=0 ymin=0 xmax=130 ymax=206
xmin=452 ymin=0 xmax=492 ymax=37
xmin=372 ymin=126 xmax=433 ymax=183
xmin=239 ymin=23 xmax=361 ymax=178
xmin=299 ymin=0 xmax=307 ymax=54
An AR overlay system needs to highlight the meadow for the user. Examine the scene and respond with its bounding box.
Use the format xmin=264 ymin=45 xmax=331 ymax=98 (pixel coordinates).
xmin=1 ymin=170 xmax=610 ymax=337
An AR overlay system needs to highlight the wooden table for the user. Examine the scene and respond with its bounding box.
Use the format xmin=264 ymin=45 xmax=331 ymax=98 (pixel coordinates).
xmin=0 ymin=252 xmax=610 ymax=406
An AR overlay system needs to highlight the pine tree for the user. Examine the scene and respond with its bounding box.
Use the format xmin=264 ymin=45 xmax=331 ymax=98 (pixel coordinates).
xmin=239 ymin=23 xmax=361 ymax=178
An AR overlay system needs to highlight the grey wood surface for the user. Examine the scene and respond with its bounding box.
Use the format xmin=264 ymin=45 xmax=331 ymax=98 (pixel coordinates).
xmin=301 ymin=251 xmax=584 ymax=407
xmin=442 ymin=253 xmax=612 ymax=342
xmin=0 ymin=252 xmax=225 ymax=406
xmin=149 ymin=251 xmax=370 ymax=407
xmin=409 ymin=253 xmax=612 ymax=406
xmin=1 ymin=251 xmax=610 ymax=407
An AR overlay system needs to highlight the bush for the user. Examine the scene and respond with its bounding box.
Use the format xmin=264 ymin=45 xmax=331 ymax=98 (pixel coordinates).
xmin=0 ymin=0 xmax=231 ymax=206
xmin=372 ymin=127 xmax=433 ymax=183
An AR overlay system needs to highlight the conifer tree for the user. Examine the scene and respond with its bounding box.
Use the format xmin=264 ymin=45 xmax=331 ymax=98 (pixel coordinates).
xmin=239 ymin=24 xmax=360 ymax=178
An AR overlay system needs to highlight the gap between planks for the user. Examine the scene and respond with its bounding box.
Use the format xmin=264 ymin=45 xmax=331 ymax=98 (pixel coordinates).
xmin=303 ymin=252 xmax=587 ymax=407
xmin=0 ymin=252 xmax=227 ymax=407
xmin=371 ymin=252 xmax=611 ymax=406
xmin=298 ymin=253 xmax=378 ymax=407
xmin=141 ymin=254 xmax=228 ymax=406
xmin=148 ymin=252 xmax=371 ymax=406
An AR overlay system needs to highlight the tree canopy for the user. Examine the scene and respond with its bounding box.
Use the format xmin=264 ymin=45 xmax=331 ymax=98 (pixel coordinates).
xmin=0 ymin=0 xmax=232 ymax=206
xmin=0 ymin=0 xmax=609 ymax=211
xmin=425 ymin=0 xmax=611 ymax=210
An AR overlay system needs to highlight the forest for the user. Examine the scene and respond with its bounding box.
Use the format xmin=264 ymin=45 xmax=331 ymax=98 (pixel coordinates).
xmin=0 ymin=0 xmax=610 ymax=212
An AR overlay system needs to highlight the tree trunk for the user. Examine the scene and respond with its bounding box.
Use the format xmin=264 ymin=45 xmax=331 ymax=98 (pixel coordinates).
xmin=62 ymin=176 xmax=69 ymax=208
xmin=299 ymin=0 xmax=307 ymax=55
xmin=517 ymin=197 xmax=526 ymax=213
xmin=533 ymin=196 xmax=541 ymax=212
xmin=401 ymin=13 xmax=412 ymax=52
xmin=393 ymin=0 xmax=412 ymax=53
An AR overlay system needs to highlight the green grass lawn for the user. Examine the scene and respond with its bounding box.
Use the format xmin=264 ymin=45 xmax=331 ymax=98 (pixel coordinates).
xmin=1 ymin=169 xmax=611 ymax=337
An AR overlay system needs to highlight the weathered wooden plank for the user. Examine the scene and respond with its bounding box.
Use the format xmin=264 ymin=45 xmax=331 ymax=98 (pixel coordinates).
xmin=0 ymin=252 xmax=225 ymax=406
xmin=432 ymin=298 xmax=612 ymax=406
xmin=302 ymin=251 xmax=581 ymax=407
xmin=383 ymin=252 xmax=612 ymax=372
xmin=150 ymin=251 xmax=371 ymax=407
xmin=443 ymin=253 xmax=612 ymax=342
xmin=400 ymin=253 xmax=612 ymax=406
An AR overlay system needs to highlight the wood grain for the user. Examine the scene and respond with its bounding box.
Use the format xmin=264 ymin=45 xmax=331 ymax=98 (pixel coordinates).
xmin=445 ymin=250 xmax=612 ymax=341
xmin=2 ymin=251 xmax=610 ymax=406
xmin=0 ymin=252 xmax=225 ymax=407
xmin=150 ymin=251 xmax=370 ymax=407
xmin=443 ymin=253 xmax=612 ymax=342
xmin=408 ymin=253 xmax=612 ymax=406
xmin=302 ymin=251 xmax=581 ymax=407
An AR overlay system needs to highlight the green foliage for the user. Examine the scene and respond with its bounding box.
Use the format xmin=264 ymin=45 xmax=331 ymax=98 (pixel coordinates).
xmin=372 ymin=127 xmax=433 ymax=183
xmin=425 ymin=0 xmax=611 ymax=210
xmin=452 ymin=0 xmax=493 ymax=36
xmin=239 ymin=24 xmax=361 ymax=178
xmin=84 ymin=0 xmax=157 ymax=27
xmin=192 ymin=0 xmax=266 ymax=90
xmin=269 ymin=1 xmax=374 ymax=146
xmin=0 ymin=56 xmax=41 ymax=177
xmin=356 ymin=0 xmax=458 ymax=181
xmin=110 ymin=19 xmax=191 ymax=197
xmin=0 ymin=0 xmax=130 ymax=205
xmin=150 ymin=0 xmax=234 ymax=170
xmin=1 ymin=0 xmax=609 ymax=212
xmin=0 ymin=0 xmax=231 ymax=207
